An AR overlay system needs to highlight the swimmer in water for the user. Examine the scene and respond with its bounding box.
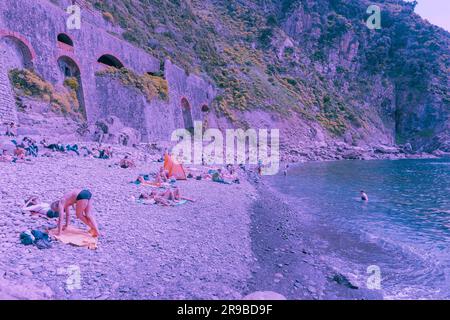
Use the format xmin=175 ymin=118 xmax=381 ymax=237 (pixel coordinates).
xmin=360 ymin=190 xmax=369 ymax=202
xmin=283 ymin=164 xmax=290 ymax=176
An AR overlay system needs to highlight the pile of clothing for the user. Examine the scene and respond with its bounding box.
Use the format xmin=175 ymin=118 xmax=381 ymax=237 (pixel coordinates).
xmin=20 ymin=230 xmax=52 ymax=249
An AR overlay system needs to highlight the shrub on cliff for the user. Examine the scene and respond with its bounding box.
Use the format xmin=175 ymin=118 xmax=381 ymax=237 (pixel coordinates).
xmin=86 ymin=0 xmax=449 ymax=146
xmin=96 ymin=67 xmax=169 ymax=102
xmin=63 ymin=77 xmax=79 ymax=91
xmin=9 ymin=69 xmax=52 ymax=97
xmin=9 ymin=69 xmax=84 ymax=120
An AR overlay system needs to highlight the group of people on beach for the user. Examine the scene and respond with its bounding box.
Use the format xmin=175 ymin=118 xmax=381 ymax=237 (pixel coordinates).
xmin=1 ymin=135 xmax=117 ymax=164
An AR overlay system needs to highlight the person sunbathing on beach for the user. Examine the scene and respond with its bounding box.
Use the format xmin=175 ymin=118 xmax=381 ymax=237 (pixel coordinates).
xmin=360 ymin=191 xmax=369 ymax=201
xmin=139 ymin=187 xmax=195 ymax=206
xmin=51 ymin=189 xmax=100 ymax=237
xmin=119 ymin=155 xmax=136 ymax=168
xmin=42 ymin=140 xmax=64 ymax=152
xmin=22 ymin=196 xmax=59 ymax=218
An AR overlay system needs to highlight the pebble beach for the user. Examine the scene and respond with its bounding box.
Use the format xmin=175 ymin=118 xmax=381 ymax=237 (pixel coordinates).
xmin=0 ymin=147 xmax=257 ymax=299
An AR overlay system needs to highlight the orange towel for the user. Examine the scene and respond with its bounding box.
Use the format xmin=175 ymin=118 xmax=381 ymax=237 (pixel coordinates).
xmin=49 ymin=226 xmax=98 ymax=250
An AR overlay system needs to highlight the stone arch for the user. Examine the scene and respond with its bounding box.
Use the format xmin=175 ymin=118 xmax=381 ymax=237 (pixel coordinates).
xmin=57 ymin=33 xmax=74 ymax=47
xmin=181 ymin=97 xmax=194 ymax=133
xmin=57 ymin=56 xmax=86 ymax=118
xmin=58 ymin=55 xmax=80 ymax=78
xmin=97 ymin=54 xmax=124 ymax=69
xmin=0 ymin=32 xmax=35 ymax=70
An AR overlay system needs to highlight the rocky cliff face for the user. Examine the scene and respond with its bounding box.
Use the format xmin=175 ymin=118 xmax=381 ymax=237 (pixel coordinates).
xmin=276 ymin=0 xmax=449 ymax=153
xmin=87 ymin=0 xmax=448 ymax=156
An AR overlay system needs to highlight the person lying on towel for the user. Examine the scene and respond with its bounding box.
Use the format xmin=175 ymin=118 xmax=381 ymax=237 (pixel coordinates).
xmin=139 ymin=187 xmax=195 ymax=206
xmin=51 ymin=189 xmax=100 ymax=237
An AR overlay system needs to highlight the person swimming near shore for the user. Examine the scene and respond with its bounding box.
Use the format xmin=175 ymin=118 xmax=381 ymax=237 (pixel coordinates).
xmin=51 ymin=189 xmax=100 ymax=237
xmin=360 ymin=191 xmax=369 ymax=201
xmin=283 ymin=164 xmax=290 ymax=176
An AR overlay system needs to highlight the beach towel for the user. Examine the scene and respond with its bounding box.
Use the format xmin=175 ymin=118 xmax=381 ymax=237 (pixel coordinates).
xmin=131 ymin=180 xmax=169 ymax=188
xmin=136 ymin=199 xmax=188 ymax=207
xmin=49 ymin=226 xmax=98 ymax=250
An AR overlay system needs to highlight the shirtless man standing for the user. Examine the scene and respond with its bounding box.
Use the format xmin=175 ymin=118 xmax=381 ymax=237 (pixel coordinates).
xmin=51 ymin=189 xmax=100 ymax=237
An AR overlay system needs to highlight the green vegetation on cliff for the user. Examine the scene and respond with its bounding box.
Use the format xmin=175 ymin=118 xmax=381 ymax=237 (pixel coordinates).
xmin=87 ymin=0 xmax=449 ymax=148
xmin=96 ymin=67 xmax=169 ymax=102
xmin=9 ymin=69 xmax=86 ymax=120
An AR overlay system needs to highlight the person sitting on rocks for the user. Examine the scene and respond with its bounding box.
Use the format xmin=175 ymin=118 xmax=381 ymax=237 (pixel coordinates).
xmin=14 ymin=145 xmax=26 ymax=160
xmin=155 ymin=166 xmax=169 ymax=183
xmin=119 ymin=155 xmax=136 ymax=169
xmin=51 ymin=189 xmax=100 ymax=237
xmin=96 ymin=146 xmax=113 ymax=159
xmin=24 ymin=137 xmax=39 ymax=157
xmin=0 ymin=150 xmax=13 ymax=162
xmin=5 ymin=122 xmax=16 ymax=137
xmin=105 ymin=146 xmax=113 ymax=158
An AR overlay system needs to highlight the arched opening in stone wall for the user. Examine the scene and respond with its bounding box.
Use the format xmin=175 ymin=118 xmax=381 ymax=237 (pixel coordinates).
xmin=0 ymin=32 xmax=36 ymax=123
xmin=97 ymin=54 xmax=124 ymax=69
xmin=0 ymin=35 xmax=34 ymax=70
xmin=181 ymin=98 xmax=194 ymax=133
xmin=57 ymin=33 xmax=74 ymax=47
xmin=57 ymin=56 xmax=86 ymax=119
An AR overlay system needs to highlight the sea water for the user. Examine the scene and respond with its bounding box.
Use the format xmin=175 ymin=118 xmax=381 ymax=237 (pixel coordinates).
xmin=270 ymin=159 xmax=450 ymax=299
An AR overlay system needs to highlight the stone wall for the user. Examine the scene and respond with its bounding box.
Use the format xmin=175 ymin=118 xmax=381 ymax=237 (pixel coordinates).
xmin=0 ymin=48 xmax=17 ymax=124
xmin=0 ymin=0 xmax=218 ymax=143
xmin=0 ymin=0 xmax=217 ymax=142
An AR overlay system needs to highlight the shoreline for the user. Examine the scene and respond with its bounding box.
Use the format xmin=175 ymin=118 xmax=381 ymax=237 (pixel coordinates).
xmin=248 ymin=158 xmax=450 ymax=300
xmin=282 ymin=151 xmax=445 ymax=165
xmin=245 ymin=175 xmax=384 ymax=300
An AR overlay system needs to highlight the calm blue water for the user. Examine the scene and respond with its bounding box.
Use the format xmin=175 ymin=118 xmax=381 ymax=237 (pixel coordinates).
xmin=270 ymin=159 xmax=450 ymax=299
